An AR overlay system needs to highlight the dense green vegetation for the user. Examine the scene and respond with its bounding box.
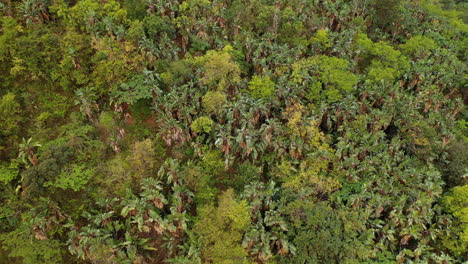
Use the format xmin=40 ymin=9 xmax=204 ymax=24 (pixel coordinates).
xmin=0 ymin=0 xmax=467 ymax=263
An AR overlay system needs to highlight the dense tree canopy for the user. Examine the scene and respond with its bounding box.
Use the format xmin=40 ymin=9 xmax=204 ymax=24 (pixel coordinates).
xmin=0 ymin=0 xmax=467 ymax=263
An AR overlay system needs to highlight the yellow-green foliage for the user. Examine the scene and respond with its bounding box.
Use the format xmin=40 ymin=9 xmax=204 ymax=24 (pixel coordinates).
xmin=277 ymin=7 xmax=309 ymax=46
xmin=248 ymin=75 xmax=276 ymax=99
xmin=444 ymin=185 xmax=468 ymax=233
xmin=127 ymin=139 xmax=157 ymax=178
xmin=0 ymin=161 xmax=19 ymax=184
xmin=98 ymin=111 xmax=116 ymax=130
xmin=90 ymin=38 xmax=144 ymax=94
xmin=0 ymin=17 xmax=20 ymax=60
xmin=282 ymin=100 xmax=304 ymax=135
xmin=284 ymin=104 xmax=331 ymax=151
xmin=46 ymin=164 xmax=93 ymax=191
xmin=159 ymin=59 xmax=194 ymax=86
xmin=283 ymin=201 xmax=372 ymax=263
xmin=400 ymin=35 xmax=437 ymax=58
xmin=54 ymin=0 xmax=129 ymax=30
xmin=441 ymin=185 xmax=468 ymax=256
xmin=0 ymin=92 xmax=22 ymax=155
xmin=0 ymin=93 xmax=21 ymax=136
xmin=277 ymin=159 xmax=340 ymax=196
xmin=98 ymin=154 xmax=131 ymax=196
xmin=56 ymin=29 xmax=93 ymax=90
xmin=0 ymin=225 xmax=63 ymax=264
xmin=126 ymin=20 xmax=145 ymax=43
xmin=454 ymin=120 xmax=468 ymax=143
xmin=422 ymin=0 xmax=468 ymax=33
xmin=276 ymin=120 xmax=339 ymax=193
xmin=355 ymin=33 xmax=410 ymax=82
xmin=199 ymin=149 xmax=225 ymax=203
xmin=310 ymin=28 xmax=331 ymax=50
xmin=35 ymin=93 xmax=70 ymax=126
xmin=195 ymin=189 xmax=251 ymax=264
xmin=202 ymin=91 xmax=227 ymax=113
xmin=291 ymin=55 xmax=357 ymax=103
xmin=197 ymin=46 xmax=241 ymax=90
xmin=201 ymin=149 xmax=224 ymax=176
xmin=191 ymin=116 xmax=214 ymax=133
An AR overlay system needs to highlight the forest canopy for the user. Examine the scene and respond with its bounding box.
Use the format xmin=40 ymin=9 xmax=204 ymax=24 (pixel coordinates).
xmin=0 ymin=0 xmax=467 ymax=263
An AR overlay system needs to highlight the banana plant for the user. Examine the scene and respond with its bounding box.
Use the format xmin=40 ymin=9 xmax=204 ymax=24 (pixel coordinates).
xmin=241 ymin=181 xmax=294 ymax=262
xmin=18 ymin=137 xmax=41 ymax=167
xmin=68 ymin=178 xmax=195 ymax=263
xmin=18 ymin=0 xmax=50 ymax=24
